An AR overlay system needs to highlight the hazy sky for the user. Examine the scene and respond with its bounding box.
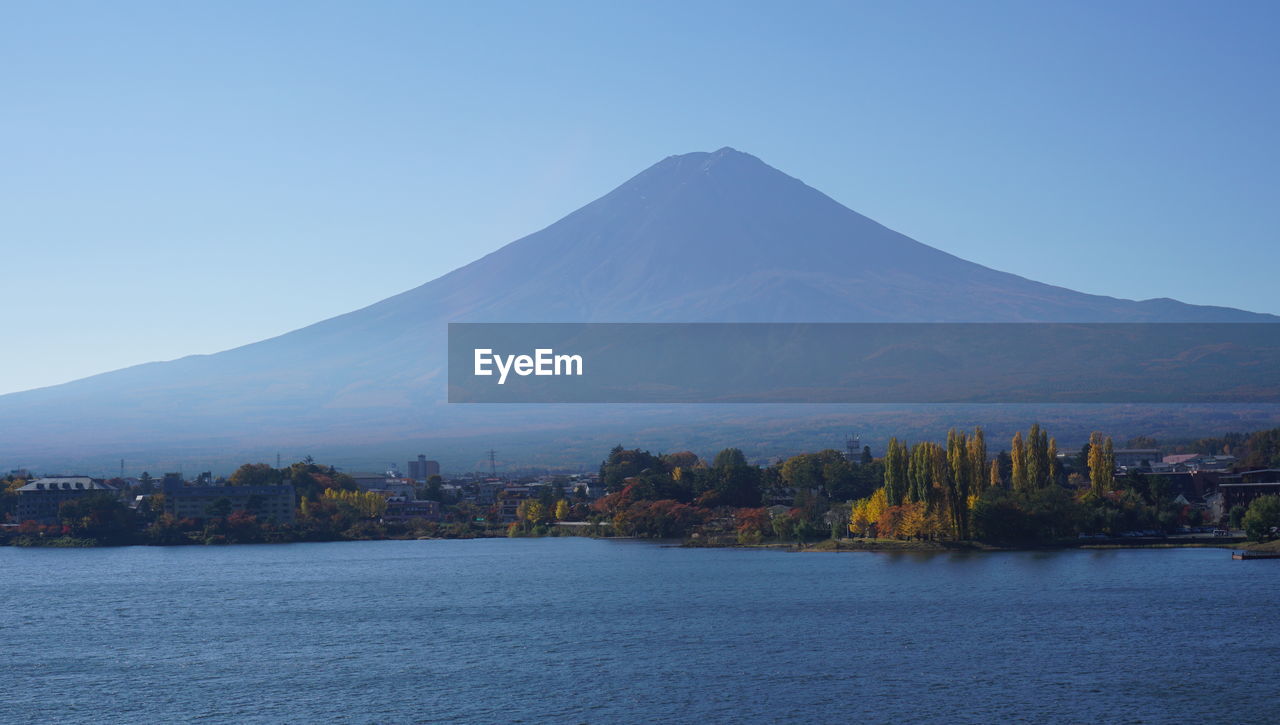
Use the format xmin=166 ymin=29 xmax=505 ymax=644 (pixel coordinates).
xmin=3 ymin=0 xmax=1277 ymax=395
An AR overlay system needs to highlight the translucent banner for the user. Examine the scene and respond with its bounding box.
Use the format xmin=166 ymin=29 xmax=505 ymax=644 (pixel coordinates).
xmin=447 ymin=323 xmax=1280 ymax=403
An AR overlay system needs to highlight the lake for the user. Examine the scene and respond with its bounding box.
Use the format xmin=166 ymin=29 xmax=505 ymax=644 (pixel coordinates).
xmin=2 ymin=539 xmax=1276 ymax=723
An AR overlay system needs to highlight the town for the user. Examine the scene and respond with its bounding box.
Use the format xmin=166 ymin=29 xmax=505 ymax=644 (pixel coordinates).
xmin=3 ymin=426 xmax=1280 ymax=550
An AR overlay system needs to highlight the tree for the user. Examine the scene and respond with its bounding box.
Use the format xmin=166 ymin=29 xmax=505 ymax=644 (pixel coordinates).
xmin=229 ymin=463 xmax=282 ymax=487
xmin=1243 ymin=495 xmax=1280 ymax=541
xmin=850 ymin=488 xmax=888 ymax=537
xmin=713 ymin=450 xmax=763 ymax=507
xmin=600 ymin=446 xmax=667 ymax=492
xmin=204 ymin=497 xmax=233 ymax=519
xmin=1047 ymin=438 xmax=1060 ymax=485
xmin=59 ymin=493 xmax=138 ymax=543
xmin=420 ymin=475 xmax=444 ymax=502
xmin=1127 ymin=435 xmax=1158 ymax=449
xmin=554 ymin=499 xmax=570 ymax=521
xmin=519 ymin=499 xmax=545 ymax=525
xmin=1088 ymin=432 xmax=1114 ymax=497
xmin=735 ymin=508 xmax=770 ymax=544
xmin=1229 ymin=504 xmax=1247 ymax=529
xmin=907 ymin=442 xmax=933 ymax=503
xmin=969 ymin=427 xmax=988 ymax=495
xmin=882 ymin=438 xmax=908 ymax=506
xmin=1026 ymin=424 xmax=1044 ymax=489
xmin=712 ymin=448 xmax=747 ymax=469
xmin=946 ymin=429 xmax=971 ymax=539
xmin=1011 ymin=432 xmax=1028 ymax=491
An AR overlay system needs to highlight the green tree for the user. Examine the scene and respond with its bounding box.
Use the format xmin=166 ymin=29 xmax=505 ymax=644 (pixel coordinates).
xmin=712 ymin=448 xmax=747 ymax=469
xmin=1026 ymin=424 xmax=1044 ymax=489
xmin=1243 ymin=495 xmax=1280 ymax=541
xmin=1229 ymin=504 xmax=1247 ymax=529
xmin=420 ymin=474 xmax=444 ymax=502
xmin=1088 ymin=432 xmax=1114 ymax=497
xmin=882 ymin=438 xmax=908 ymax=506
xmin=59 ymin=493 xmax=138 ymax=544
xmin=205 ymin=497 xmax=233 ymax=519
xmin=1047 ymin=437 xmax=1059 ymax=485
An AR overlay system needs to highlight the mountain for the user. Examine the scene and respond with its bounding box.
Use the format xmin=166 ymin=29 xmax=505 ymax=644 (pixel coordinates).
xmin=1 ymin=148 xmax=1274 ymax=471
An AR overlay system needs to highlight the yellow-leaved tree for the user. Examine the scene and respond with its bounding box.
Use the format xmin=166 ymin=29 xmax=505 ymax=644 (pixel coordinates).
xmin=850 ymin=487 xmax=889 ymax=537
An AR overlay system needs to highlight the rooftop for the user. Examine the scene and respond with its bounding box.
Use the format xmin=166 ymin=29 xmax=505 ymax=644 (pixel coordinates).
xmin=18 ymin=477 xmax=114 ymax=492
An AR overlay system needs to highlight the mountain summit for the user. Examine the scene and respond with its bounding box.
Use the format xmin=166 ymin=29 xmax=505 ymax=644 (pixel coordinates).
xmin=1 ymin=148 xmax=1272 ymax=464
xmin=352 ymin=146 xmax=1268 ymax=324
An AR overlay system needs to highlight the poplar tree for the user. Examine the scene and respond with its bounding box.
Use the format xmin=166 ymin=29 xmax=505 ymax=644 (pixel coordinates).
xmin=1047 ymin=438 xmax=1059 ymax=485
xmin=1103 ymin=437 xmax=1115 ymax=482
xmin=1011 ymin=432 xmax=1028 ymax=491
xmin=907 ymin=443 xmax=930 ymax=503
xmin=1026 ymin=424 xmax=1042 ymax=488
xmin=946 ymin=429 xmax=971 ymax=539
xmin=969 ymin=427 xmax=988 ymax=495
xmin=1088 ymin=432 xmax=1115 ymax=497
xmin=883 ymin=438 xmax=908 ymax=506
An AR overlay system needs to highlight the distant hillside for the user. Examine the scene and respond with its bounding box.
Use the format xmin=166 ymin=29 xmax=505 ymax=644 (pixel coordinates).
xmin=1 ymin=148 xmax=1274 ymax=472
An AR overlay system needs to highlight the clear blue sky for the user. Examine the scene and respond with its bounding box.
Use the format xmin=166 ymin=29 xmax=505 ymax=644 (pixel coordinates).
xmin=3 ymin=0 xmax=1277 ymax=395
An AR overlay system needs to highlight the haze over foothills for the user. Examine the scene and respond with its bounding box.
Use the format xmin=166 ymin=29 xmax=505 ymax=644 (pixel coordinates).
xmin=3 ymin=1 xmax=1278 ymax=474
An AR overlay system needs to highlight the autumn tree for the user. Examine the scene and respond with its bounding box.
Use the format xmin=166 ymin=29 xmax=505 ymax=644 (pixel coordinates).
xmin=229 ymin=463 xmax=283 ymax=487
xmin=1011 ymin=432 xmax=1028 ymax=491
xmin=850 ymin=488 xmax=888 ymax=537
xmin=969 ymin=427 xmax=988 ymax=496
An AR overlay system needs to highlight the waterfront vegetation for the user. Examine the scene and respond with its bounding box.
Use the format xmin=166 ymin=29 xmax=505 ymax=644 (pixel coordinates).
xmin=5 ymin=425 xmax=1280 ymax=550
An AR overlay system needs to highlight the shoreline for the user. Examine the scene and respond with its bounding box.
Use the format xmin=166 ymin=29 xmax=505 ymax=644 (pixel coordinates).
xmin=5 ymin=530 xmax=1263 ymax=555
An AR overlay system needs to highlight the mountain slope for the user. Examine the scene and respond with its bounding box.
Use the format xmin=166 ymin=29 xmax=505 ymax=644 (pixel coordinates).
xmin=1 ymin=147 xmax=1273 ymax=462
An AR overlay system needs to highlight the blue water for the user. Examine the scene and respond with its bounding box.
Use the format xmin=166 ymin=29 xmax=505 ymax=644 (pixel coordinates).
xmin=2 ymin=539 xmax=1276 ymax=723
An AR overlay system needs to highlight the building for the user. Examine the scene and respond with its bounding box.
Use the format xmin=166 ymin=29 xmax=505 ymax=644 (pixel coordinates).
xmin=1213 ymin=470 xmax=1280 ymax=515
xmin=14 ymin=477 xmax=117 ymax=525
xmin=372 ymin=479 xmax=417 ymax=500
xmin=162 ymin=479 xmax=296 ymax=523
xmin=349 ymin=473 xmax=391 ymax=491
xmin=1217 ymin=482 xmax=1280 ymax=513
xmin=1204 ymin=490 xmax=1226 ymax=523
xmin=1113 ymin=449 xmax=1162 ymax=469
xmin=1162 ymin=454 xmax=1237 ymax=473
xmin=383 ymin=498 xmax=441 ymax=522
xmin=408 ymin=455 xmax=440 ymax=483
xmin=498 ymin=485 xmax=535 ymax=522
